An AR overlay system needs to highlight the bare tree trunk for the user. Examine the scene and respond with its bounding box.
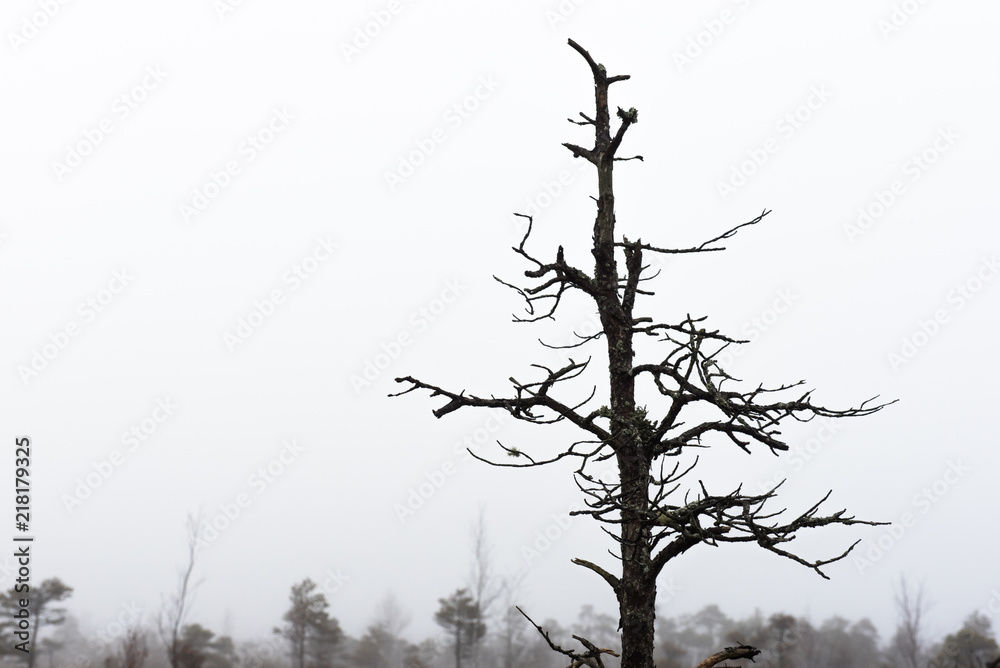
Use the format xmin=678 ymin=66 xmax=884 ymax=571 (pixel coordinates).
xmin=468 ymin=508 xmax=499 ymax=668
xmin=497 ymin=573 xmax=528 ymax=668
xmin=395 ymin=38 xmax=891 ymax=668
xmin=894 ymin=576 xmax=929 ymax=668
xmin=158 ymin=513 xmax=201 ymax=668
xmin=105 ymin=627 xmax=150 ymax=668
xmin=573 ymin=37 xmax=650 ymax=668
xmin=617 ymin=456 xmax=654 ymax=668
xmin=374 ymin=592 xmax=411 ymax=668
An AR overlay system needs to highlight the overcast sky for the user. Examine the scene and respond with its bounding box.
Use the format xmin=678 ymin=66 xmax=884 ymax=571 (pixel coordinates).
xmin=3 ymin=0 xmax=999 ymax=652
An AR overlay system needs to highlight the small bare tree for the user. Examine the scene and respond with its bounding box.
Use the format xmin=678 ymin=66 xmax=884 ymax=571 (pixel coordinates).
xmin=159 ymin=513 xmax=202 ymax=668
xmin=496 ymin=573 xmax=529 ymax=668
xmin=467 ymin=509 xmax=502 ymax=668
xmin=105 ymin=627 xmax=150 ymax=668
xmin=468 ymin=509 xmax=501 ymax=617
xmin=893 ymin=576 xmax=930 ymax=668
xmin=367 ymin=592 xmax=412 ymax=668
xmin=374 ymin=591 xmax=412 ymax=651
xmin=394 ymin=39 xmax=892 ymax=668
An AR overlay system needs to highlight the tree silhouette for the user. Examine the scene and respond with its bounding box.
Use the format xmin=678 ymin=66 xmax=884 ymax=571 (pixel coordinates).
xmin=766 ymin=614 xmax=798 ymax=668
xmin=0 ymin=577 xmax=73 ymax=668
xmin=275 ymin=578 xmax=343 ymax=668
xmin=395 ymin=39 xmax=892 ymax=668
xmin=435 ymin=589 xmax=486 ymax=668
xmin=159 ymin=514 xmax=201 ymax=668
xmin=104 ymin=627 xmax=149 ymax=668
xmin=930 ymin=614 xmax=998 ymax=668
xmin=171 ymin=624 xmax=235 ymax=668
xmin=354 ymin=624 xmax=395 ymax=668
xmin=892 ymin=576 xmax=930 ymax=668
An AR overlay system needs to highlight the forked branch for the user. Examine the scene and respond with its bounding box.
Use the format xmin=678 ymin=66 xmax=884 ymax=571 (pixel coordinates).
xmin=518 ymin=607 xmax=620 ymax=668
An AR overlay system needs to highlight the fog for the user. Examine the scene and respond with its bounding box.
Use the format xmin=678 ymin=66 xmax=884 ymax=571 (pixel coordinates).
xmin=2 ymin=0 xmax=999 ymax=664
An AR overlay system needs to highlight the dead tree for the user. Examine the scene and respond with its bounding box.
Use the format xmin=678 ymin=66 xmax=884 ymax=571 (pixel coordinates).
xmin=394 ymin=39 xmax=892 ymax=668
xmin=158 ymin=513 xmax=201 ymax=668
xmin=893 ymin=576 xmax=929 ymax=668
xmin=105 ymin=627 xmax=150 ymax=668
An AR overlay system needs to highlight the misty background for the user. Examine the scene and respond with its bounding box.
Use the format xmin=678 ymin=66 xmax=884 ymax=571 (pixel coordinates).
xmin=2 ymin=0 xmax=998 ymax=661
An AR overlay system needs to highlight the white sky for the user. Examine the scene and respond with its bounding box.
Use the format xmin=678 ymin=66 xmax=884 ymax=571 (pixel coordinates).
xmin=2 ymin=0 xmax=999 ymax=651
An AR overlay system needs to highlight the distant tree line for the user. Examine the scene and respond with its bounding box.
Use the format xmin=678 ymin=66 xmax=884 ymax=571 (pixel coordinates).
xmin=1 ymin=515 xmax=994 ymax=668
xmin=2 ymin=574 xmax=997 ymax=668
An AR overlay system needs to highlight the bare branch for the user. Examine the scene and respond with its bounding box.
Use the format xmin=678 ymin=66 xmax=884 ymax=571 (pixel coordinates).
xmin=893 ymin=575 xmax=930 ymax=668
xmin=567 ymin=39 xmax=630 ymax=86
xmin=571 ymin=558 xmax=621 ymax=596
xmin=392 ymin=365 xmax=610 ymax=443
xmin=518 ymin=607 xmax=620 ymax=668
xmin=496 ymin=214 xmax=598 ymax=322
xmin=618 ymin=209 xmax=771 ymax=255
xmin=648 ymin=484 xmax=888 ymax=579
xmin=694 ymin=643 xmax=761 ymax=668
xmin=158 ymin=512 xmax=202 ymax=668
